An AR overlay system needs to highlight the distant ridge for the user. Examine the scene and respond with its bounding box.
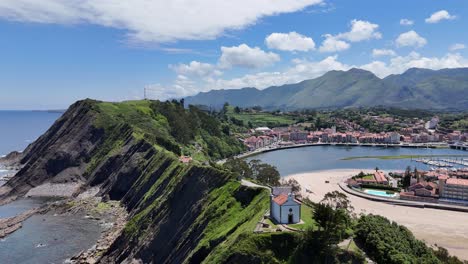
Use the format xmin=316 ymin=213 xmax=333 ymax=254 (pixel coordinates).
xmin=185 ymin=67 xmax=468 ymax=110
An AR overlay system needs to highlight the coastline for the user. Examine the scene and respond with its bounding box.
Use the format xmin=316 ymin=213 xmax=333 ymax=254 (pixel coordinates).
xmin=235 ymin=142 xmax=453 ymax=161
xmin=285 ymin=169 xmax=468 ymax=260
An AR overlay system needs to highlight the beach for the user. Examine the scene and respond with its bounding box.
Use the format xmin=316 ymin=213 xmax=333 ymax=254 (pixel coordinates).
xmin=285 ymin=169 xmax=468 ymax=260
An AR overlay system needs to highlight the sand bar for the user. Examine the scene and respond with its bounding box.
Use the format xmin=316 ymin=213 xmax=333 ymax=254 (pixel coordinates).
xmin=285 ymin=169 xmax=468 ymax=260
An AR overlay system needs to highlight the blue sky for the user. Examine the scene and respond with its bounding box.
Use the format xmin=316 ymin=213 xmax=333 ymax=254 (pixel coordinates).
xmin=0 ymin=0 xmax=467 ymax=109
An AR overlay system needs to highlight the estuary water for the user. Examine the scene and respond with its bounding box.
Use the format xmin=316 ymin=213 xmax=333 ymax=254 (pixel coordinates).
xmin=247 ymin=145 xmax=467 ymax=176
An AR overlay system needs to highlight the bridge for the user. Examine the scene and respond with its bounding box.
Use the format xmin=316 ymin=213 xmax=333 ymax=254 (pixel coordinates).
xmin=450 ymin=143 xmax=468 ymax=151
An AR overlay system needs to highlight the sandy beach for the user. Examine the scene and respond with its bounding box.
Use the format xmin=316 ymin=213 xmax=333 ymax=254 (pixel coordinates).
xmin=285 ymin=169 xmax=468 ymax=260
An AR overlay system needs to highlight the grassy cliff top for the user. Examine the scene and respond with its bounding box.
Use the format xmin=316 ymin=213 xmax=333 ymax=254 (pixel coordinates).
xmin=84 ymin=99 xmax=245 ymax=162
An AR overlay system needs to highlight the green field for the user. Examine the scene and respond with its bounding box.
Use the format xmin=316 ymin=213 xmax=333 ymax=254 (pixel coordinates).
xmin=342 ymin=154 xmax=468 ymax=160
xmin=358 ymin=174 xmax=375 ymax=180
xmin=227 ymin=106 xmax=297 ymax=127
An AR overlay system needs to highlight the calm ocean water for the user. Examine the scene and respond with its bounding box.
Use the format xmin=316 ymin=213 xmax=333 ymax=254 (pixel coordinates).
xmin=0 ymin=111 xmax=62 ymax=156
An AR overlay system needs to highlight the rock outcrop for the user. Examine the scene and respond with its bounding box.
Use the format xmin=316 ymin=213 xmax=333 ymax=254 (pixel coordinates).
xmin=0 ymin=99 xmax=267 ymax=263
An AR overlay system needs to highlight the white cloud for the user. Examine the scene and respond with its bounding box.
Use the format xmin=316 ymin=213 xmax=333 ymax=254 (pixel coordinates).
xmin=219 ymin=44 xmax=280 ymax=69
xmin=396 ymin=30 xmax=427 ymax=48
xmin=169 ymin=61 xmax=222 ymax=77
xmin=265 ymin=32 xmax=315 ymax=52
xmin=318 ymin=19 xmax=380 ymax=53
xmin=208 ymin=55 xmax=350 ymax=90
xmin=450 ymin=43 xmax=466 ymax=51
xmin=319 ymin=34 xmax=350 ymax=52
xmin=400 ymin=19 xmax=414 ymax=26
xmin=372 ymin=49 xmax=397 ymax=57
xmin=335 ymin=19 xmax=382 ymax=42
xmin=0 ymin=0 xmax=323 ymax=43
xmin=361 ymin=52 xmax=468 ymax=78
xmin=425 ymin=10 xmax=456 ymax=23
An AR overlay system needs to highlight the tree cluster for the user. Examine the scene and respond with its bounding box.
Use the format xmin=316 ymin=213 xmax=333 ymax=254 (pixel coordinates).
xmin=355 ymin=214 xmax=465 ymax=264
xmin=224 ymin=158 xmax=281 ymax=186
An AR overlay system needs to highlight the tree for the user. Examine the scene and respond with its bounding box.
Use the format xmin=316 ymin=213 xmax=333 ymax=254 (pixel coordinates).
xmin=222 ymin=125 xmax=230 ymax=135
xmin=224 ymin=158 xmax=252 ymax=179
xmin=293 ymin=191 xmax=356 ymax=263
xmin=256 ymin=163 xmax=280 ymax=186
xmin=234 ymin=106 xmax=241 ymax=113
xmin=402 ymin=166 xmax=412 ymax=188
xmin=281 ymin=178 xmax=302 ymax=197
xmin=414 ymin=167 xmax=420 ymax=183
xmin=248 ymin=159 xmax=262 ymax=179
xmin=314 ymin=191 xmax=353 ymax=245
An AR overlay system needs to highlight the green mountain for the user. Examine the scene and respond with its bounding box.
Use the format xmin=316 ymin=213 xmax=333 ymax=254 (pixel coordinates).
xmin=185 ymin=68 xmax=468 ymax=110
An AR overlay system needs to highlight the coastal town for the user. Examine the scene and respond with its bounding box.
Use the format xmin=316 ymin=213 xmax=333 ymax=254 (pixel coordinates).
xmin=241 ymin=116 xmax=467 ymax=152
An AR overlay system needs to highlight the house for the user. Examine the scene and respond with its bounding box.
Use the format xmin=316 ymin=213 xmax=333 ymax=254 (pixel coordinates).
xmin=374 ymin=171 xmax=388 ymax=185
xmin=408 ymin=181 xmax=438 ymax=197
xmin=270 ymin=193 xmax=301 ymax=224
xmin=179 ymin=156 xmax=192 ymax=163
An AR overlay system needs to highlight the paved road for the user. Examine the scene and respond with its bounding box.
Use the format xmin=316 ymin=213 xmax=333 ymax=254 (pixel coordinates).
xmin=240 ymin=179 xmax=270 ymax=191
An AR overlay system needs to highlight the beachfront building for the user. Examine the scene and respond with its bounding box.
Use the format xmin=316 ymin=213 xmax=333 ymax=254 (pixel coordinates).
xmin=270 ymin=188 xmax=301 ymax=224
xmin=440 ymin=178 xmax=468 ymax=201
xmin=355 ymin=171 xmax=389 ymax=185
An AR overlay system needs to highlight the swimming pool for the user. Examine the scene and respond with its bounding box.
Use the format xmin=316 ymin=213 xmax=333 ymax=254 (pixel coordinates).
xmin=363 ymin=189 xmax=398 ymax=198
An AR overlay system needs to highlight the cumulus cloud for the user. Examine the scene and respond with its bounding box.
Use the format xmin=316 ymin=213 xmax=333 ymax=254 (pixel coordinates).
xmin=396 ymin=30 xmax=427 ymax=48
xmin=219 ymin=44 xmax=280 ymax=69
xmin=361 ymin=52 xmax=468 ymax=78
xmin=318 ymin=19 xmax=380 ymax=53
xmin=425 ymin=10 xmax=456 ymax=23
xmin=400 ymin=19 xmax=414 ymax=26
xmin=372 ymin=49 xmax=397 ymax=57
xmin=319 ymin=34 xmax=350 ymax=52
xmin=169 ymin=61 xmax=222 ymax=77
xmin=449 ymin=43 xmax=466 ymax=51
xmin=207 ymin=55 xmax=350 ymax=90
xmin=335 ymin=19 xmax=382 ymax=42
xmin=265 ymin=32 xmax=315 ymax=52
xmin=0 ymin=0 xmax=322 ymax=43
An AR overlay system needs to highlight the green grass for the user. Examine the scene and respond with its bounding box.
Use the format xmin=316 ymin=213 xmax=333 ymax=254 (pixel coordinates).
xmin=288 ymin=204 xmax=316 ymax=230
xmin=342 ymin=154 xmax=468 ymax=160
xmin=359 ymin=174 xmax=375 ymax=180
xmin=228 ymin=108 xmax=297 ymax=127
xmin=264 ymin=218 xmax=278 ymax=229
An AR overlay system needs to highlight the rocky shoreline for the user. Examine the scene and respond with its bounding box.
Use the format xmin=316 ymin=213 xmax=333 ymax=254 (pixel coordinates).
xmin=40 ymin=195 xmax=128 ymax=264
xmin=0 ymin=208 xmax=39 ymax=238
xmin=0 ymin=190 xmax=128 ymax=263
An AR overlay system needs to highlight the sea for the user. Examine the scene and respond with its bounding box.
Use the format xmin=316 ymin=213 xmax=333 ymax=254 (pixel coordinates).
xmin=0 ymin=110 xmax=103 ymax=263
xmin=0 ymin=110 xmax=63 ymax=180
xmin=0 ymin=110 xmax=63 ymax=156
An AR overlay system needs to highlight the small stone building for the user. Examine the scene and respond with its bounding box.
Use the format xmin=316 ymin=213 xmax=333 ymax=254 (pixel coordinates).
xmin=270 ymin=192 xmax=301 ymax=224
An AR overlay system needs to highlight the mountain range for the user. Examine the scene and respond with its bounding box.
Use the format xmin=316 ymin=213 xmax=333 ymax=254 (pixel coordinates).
xmin=185 ymin=68 xmax=468 ymax=110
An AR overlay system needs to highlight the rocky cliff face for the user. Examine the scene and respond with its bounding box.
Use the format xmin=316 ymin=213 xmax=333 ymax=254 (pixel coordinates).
xmin=0 ymin=99 xmax=267 ymax=263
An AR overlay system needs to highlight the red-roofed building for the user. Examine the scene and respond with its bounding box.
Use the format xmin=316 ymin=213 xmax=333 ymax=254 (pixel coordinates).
xmin=270 ymin=193 xmax=301 ymax=224
xmin=179 ymin=156 xmax=192 ymax=163
xmin=374 ymin=171 xmax=388 ymax=185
